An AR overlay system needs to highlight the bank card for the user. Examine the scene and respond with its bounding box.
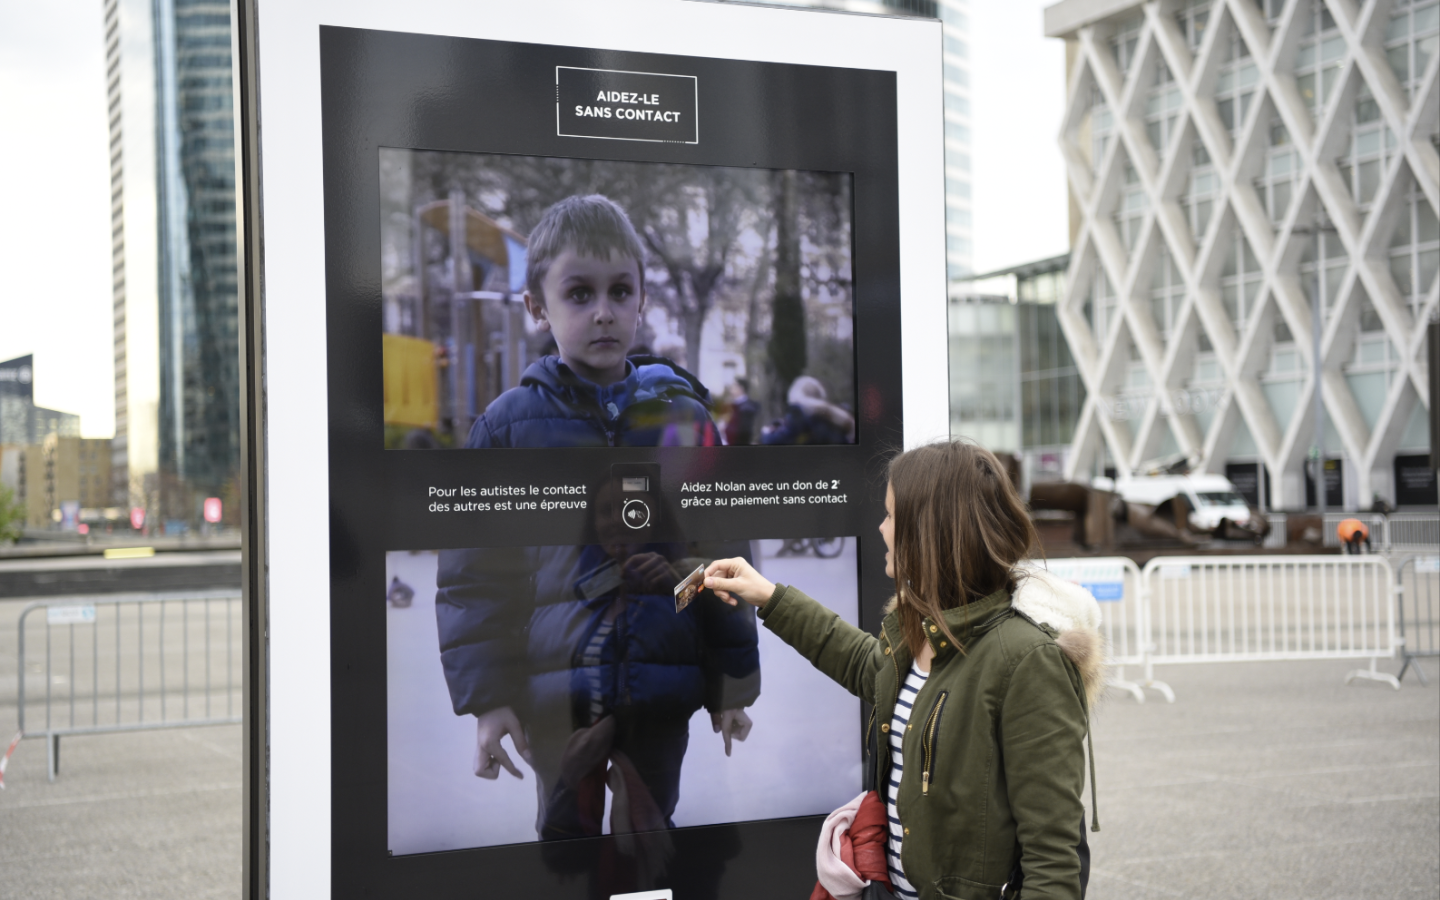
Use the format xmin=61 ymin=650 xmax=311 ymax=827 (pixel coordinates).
xmin=576 ymin=559 xmax=623 ymax=600
xmin=674 ymin=564 xmax=706 ymax=612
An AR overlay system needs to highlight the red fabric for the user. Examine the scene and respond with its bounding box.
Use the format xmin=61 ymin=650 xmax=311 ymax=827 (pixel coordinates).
xmin=811 ymin=791 xmax=894 ymax=900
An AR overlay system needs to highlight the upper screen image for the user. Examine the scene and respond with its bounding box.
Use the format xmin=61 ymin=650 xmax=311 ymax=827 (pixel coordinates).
xmin=379 ymin=149 xmax=857 ymax=450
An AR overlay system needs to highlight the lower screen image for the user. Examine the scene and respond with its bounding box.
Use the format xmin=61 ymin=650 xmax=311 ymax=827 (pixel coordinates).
xmin=385 ymin=537 xmax=862 ymax=857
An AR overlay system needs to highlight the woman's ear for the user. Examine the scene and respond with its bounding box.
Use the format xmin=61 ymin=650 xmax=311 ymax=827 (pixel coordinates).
xmin=523 ymin=291 xmax=550 ymax=332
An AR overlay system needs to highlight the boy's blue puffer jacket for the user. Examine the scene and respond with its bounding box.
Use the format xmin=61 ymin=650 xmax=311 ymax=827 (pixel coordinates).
xmin=435 ymin=542 xmax=762 ymax=725
xmin=466 ymin=356 xmax=722 ymax=448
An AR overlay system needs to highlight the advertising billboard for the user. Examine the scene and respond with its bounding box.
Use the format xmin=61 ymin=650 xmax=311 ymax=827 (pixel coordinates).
xmin=239 ymin=2 xmax=945 ymax=897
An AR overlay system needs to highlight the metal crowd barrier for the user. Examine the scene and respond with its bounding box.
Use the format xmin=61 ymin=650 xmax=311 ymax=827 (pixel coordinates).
xmin=1261 ymin=512 xmax=1288 ymax=549
xmin=1395 ymin=555 xmax=1440 ymax=684
xmin=1256 ymin=511 xmax=1439 ymax=553
xmin=16 ymin=590 xmax=243 ymax=781
xmin=1141 ymin=556 xmax=1399 ymax=689
xmin=1386 ymin=513 xmax=1440 ymax=553
xmin=1034 ymin=557 xmax=1172 ymax=703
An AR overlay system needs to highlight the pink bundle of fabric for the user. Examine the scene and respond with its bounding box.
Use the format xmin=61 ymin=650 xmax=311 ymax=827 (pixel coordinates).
xmin=811 ymin=790 xmax=893 ymax=900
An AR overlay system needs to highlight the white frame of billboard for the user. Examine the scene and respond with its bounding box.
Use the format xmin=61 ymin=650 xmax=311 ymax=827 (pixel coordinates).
xmin=244 ymin=1 xmax=945 ymax=895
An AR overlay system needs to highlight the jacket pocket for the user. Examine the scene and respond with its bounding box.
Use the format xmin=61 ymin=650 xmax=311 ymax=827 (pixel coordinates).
xmin=920 ymin=690 xmax=948 ymax=795
xmin=934 ymin=874 xmax=1006 ymax=900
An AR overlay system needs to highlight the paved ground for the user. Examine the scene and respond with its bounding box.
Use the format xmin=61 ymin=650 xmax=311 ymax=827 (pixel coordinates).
xmin=0 ymin=616 xmax=1434 ymax=897
xmin=1087 ymin=659 xmax=1438 ymax=899
xmin=0 ymin=725 xmax=241 ymax=900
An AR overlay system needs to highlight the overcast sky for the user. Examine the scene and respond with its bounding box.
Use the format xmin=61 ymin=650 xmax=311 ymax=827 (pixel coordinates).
xmin=0 ymin=0 xmax=1069 ymax=440
xmin=0 ymin=2 xmax=114 ymax=437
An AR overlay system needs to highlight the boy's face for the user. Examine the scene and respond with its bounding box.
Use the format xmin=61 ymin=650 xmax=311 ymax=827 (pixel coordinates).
xmin=527 ymin=249 xmax=644 ymax=387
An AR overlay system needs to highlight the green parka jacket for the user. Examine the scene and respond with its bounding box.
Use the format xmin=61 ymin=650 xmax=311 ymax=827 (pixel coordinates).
xmin=757 ymin=569 xmax=1105 ymax=900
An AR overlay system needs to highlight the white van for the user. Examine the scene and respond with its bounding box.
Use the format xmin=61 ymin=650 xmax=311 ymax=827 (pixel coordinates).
xmin=1094 ymin=472 xmax=1254 ymax=534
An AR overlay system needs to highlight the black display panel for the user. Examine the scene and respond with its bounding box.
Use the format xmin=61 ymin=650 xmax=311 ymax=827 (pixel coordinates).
xmin=321 ymin=26 xmax=903 ymax=898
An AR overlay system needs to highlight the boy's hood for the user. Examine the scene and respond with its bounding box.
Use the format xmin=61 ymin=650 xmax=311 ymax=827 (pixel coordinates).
xmin=520 ymin=355 xmax=709 ymax=408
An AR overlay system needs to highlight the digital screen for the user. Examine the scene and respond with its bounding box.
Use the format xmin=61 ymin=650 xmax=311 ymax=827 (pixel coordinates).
xmin=379 ymin=150 xmax=857 ymax=450
xmin=386 ymin=537 xmax=861 ymax=855
xmin=312 ymin=24 xmax=916 ymax=898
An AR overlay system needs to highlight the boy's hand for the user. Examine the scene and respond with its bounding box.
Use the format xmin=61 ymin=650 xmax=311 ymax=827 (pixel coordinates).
xmin=703 ymin=558 xmax=776 ymax=609
xmin=710 ymin=708 xmax=753 ymax=757
xmin=473 ymin=706 xmax=533 ymax=780
xmin=623 ymin=552 xmax=677 ymax=594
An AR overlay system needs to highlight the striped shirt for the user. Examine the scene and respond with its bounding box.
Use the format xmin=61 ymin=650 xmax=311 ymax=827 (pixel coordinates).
xmin=580 ymin=618 xmax=616 ymax=724
xmin=886 ymin=663 xmax=928 ymax=900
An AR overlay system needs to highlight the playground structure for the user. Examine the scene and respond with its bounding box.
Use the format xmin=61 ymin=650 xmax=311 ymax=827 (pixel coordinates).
xmin=382 ymin=192 xmax=531 ymax=446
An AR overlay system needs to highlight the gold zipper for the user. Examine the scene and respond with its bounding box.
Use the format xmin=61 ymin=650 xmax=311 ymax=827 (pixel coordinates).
xmin=921 ymin=691 xmax=948 ymax=795
xmin=881 ymin=632 xmax=901 ymax=789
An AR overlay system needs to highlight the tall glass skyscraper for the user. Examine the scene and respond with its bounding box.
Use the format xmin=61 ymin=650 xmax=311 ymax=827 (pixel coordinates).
xmin=105 ymin=0 xmax=238 ymax=523
xmin=725 ymin=0 xmax=972 ymax=279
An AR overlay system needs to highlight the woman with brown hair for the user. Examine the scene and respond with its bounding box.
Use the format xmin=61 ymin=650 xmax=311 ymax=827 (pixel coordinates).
xmin=704 ymin=441 xmax=1104 ymax=899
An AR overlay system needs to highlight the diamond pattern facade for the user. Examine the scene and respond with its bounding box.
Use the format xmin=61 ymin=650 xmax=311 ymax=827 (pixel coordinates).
xmin=1048 ymin=0 xmax=1437 ymax=508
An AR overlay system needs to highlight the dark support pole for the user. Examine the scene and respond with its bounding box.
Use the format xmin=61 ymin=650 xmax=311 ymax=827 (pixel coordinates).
xmin=1429 ymin=320 xmax=1438 ymax=476
xmin=233 ymin=2 xmax=268 ymax=898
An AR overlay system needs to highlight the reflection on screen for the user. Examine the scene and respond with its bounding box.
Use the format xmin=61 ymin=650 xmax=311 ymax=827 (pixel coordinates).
xmin=385 ymin=537 xmax=861 ymax=855
xmin=379 ymin=149 xmax=857 ymax=450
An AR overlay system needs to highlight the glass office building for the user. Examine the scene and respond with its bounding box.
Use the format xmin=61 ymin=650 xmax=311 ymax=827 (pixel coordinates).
xmin=950 ymin=255 xmax=1086 ymax=489
xmin=1044 ymin=0 xmax=1437 ymax=508
xmin=105 ymin=0 xmax=239 ymax=522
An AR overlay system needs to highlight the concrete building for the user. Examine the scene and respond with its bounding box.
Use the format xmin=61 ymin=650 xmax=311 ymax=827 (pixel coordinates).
xmin=1043 ymin=0 xmax=1437 ymax=509
xmin=726 ymin=0 xmax=973 ymax=277
xmin=104 ymin=0 xmax=239 ymax=518
xmin=2 ymin=436 xmax=113 ymax=530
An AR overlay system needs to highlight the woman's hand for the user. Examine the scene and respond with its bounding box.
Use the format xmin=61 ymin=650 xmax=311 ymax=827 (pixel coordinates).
xmin=703 ymin=558 xmax=776 ymax=609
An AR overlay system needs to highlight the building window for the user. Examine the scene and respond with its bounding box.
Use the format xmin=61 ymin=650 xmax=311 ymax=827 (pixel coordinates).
xmin=1111 ymin=14 xmax=1143 ymax=79
xmin=1181 ymin=140 xmax=1218 ymax=242
xmin=1019 ymin=300 xmax=1086 ymax=448
xmin=1146 ymin=61 xmax=1183 ymax=155
xmin=1215 ymin=27 xmax=1258 ymax=139
xmin=1081 ymin=268 xmax=1119 ymax=341
xmin=1261 ymin=318 xmax=1304 ymax=431
xmin=1176 ymin=0 xmax=1211 ymax=53
xmin=1385 ymin=0 xmax=1439 ymax=101
xmin=945 ymin=118 xmax=970 ymax=145
xmin=1185 ymin=342 xmax=1225 ymax=435
xmin=1255 ymin=0 xmax=1285 ymax=27
xmin=944 ymin=32 xmax=969 ymax=59
xmin=1338 ymin=86 xmax=1397 ymax=209
xmin=1255 ymin=118 xmax=1299 ymax=225
xmin=946 ymin=204 xmax=972 ymax=232
xmin=1086 ymin=84 xmax=1113 ymax=175
xmin=1150 ymin=246 xmax=1185 ymax=342
xmin=1388 ymin=184 xmax=1440 ymax=322
xmin=1299 ymin=231 xmax=1347 ymax=327
xmin=1294 ymin=1 xmax=1344 ymax=122
xmin=1114 ymin=161 xmax=1148 ymax=252
xmin=1344 ymin=295 xmax=1401 ymax=432
xmin=947 ymin=176 xmax=972 ymax=199
xmin=1220 ymin=230 xmax=1263 ymax=337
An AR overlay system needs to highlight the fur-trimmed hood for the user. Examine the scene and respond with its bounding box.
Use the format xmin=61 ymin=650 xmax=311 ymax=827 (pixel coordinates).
xmin=880 ymin=566 xmax=1109 ymax=707
xmin=1014 ymin=566 xmax=1107 ymax=708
